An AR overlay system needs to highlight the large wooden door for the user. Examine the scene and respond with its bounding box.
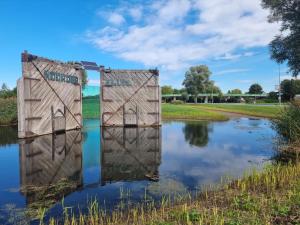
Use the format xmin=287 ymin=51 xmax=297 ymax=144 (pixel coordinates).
xmin=123 ymin=103 xmax=138 ymax=127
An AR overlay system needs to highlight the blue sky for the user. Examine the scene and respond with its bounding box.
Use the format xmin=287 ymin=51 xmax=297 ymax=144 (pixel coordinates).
xmin=0 ymin=0 xmax=293 ymax=93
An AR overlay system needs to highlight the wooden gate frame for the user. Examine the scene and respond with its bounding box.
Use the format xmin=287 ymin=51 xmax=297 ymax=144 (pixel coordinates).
xmin=100 ymin=68 xmax=161 ymax=127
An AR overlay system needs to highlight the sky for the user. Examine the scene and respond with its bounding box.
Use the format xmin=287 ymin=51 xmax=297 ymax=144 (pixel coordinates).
xmin=0 ymin=0 xmax=294 ymax=93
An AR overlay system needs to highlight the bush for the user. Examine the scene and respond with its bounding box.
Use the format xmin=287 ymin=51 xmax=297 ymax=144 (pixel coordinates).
xmin=272 ymin=101 xmax=300 ymax=143
xmin=171 ymin=100 xmax=184 ymax=104
xmin=0 ymin=97 xmax=17 ymax=125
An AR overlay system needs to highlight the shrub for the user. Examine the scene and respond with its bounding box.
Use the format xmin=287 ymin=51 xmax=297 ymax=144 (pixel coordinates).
xmin=0 ymin=97 xmax=17 ymax=125
xmin=171 ymin=100 xmax=184 ymax=104
xmin=272 ymin=101 xmax=300 ymax=143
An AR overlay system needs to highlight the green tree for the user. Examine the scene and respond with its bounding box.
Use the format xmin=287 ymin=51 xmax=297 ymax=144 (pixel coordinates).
xmin=228 ymin=89 xmax=242 ymax=94
xmin=182 ymin=65 xmax=212 ymax=103
xmin=262 ymin=0 xmax=300 ymax=77
xmin=1 ymin=83 xmax=8 ymax=91
xmin=280 ymin=79 xmax=300 ymax=101
xmin=181 ymin=92 xmax=189 ymax=102
xmin=268 ymin=91 xmax=278 ymax=99
xmin=161 ymin=85 xmax=173 ymax=95
xmin=82 ymin=70 xmax=88 ymax=89
xmin=249 ymin=83 xmax=263 ymax=94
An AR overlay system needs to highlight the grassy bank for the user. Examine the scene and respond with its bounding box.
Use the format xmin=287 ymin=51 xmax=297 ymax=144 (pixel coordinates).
xmin=162 ymin=104 xmax=228 ymax=121
xmin=194 ymin=104 xmax=281 ymax=118
xmin=0 ymin=97 xmax=17 ymax=126
xmin=45 ymin=159 xmax=300 ymax=225
xmin=0 ymin=98 xmax=283 ymax=125
xmin=83 ymin=98 xmax=100 ymax=119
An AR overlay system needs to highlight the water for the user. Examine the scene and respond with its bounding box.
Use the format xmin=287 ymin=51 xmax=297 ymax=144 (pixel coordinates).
xmin=0 ymin=118 xmax=276 ymax=224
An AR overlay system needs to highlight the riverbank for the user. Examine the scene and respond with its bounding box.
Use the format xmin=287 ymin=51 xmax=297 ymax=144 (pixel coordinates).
xmin=193 ymin=103 xmax=281 ymax=119
xmin=0 ymin=98 xmax=282 ymax=125
xmin=47 ymin=153 xmax=300 ymax=225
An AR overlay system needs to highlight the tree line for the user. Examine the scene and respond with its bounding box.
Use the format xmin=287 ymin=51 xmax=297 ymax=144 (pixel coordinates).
xmin=162 ymin=65 xmax=300 ymax=103
xmin=0 ymin=83 xmax=17 ymax=98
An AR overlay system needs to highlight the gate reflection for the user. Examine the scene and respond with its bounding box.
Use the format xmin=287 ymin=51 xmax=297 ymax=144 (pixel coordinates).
xmin=19 ymin=130 xmax=83 ymax=206
xmin=101 ymin=127 xmax=161 ymax=185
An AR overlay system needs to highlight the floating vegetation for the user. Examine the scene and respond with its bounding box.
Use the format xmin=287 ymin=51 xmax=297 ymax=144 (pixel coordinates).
xmin=20 ymin=178 xmax=79 ymax=220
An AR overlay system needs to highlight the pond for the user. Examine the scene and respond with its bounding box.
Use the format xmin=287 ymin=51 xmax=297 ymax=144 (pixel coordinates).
xmin=0 ymin=118 xmax=276 ymax=224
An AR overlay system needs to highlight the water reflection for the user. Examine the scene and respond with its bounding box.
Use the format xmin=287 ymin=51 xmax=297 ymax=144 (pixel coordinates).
xmin=183 ymin=122 xmax=211 ymax=147
xmin=0 ymin=118 xmax=276 ymax=223
xmin=101 ymin=127 xmax=161 ymax=184
xmin=19 ymin=130 xmax=83 ymax=207
xmin=0 ymin=125 xmax=17 ymax=146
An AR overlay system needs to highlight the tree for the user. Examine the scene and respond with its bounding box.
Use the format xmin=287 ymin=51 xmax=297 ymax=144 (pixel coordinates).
xmin=268 ymin=91 xmax=278 ymax=99
xmin=280 ymin=79 xmax=300 ymax=101
xmin=249 ymin=83 xmax=263 ymax=94
xmin=182 ymin=65 xmax=212 ymax=103
xmin=1 ymin=83 xmax=8 ymax=91
xmin=82 ymin=70 xmax=88 ymax=89
xmin=228 ymin=89 xmax=242 ymax=94
xmin=161 ymin=85 xmax=173 ymax=95
xmin=262 ymin=0 xmax=300 ymax=77
xmin=181 ymin=92 xmax=189 ymax=102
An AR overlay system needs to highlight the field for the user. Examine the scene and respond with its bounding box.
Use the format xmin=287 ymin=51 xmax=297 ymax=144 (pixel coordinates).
xmin=162 ymin=103 xmax=228 ymax=121
xmin=0 ymin=98 xmax=284 ymax=126
xmin=82 ymin=98 xmax=281 ymax=121
xmin=82 ymin=97 xmax=100 ymax=119
xmin=195 ymin=103 xmax=282 ymax=118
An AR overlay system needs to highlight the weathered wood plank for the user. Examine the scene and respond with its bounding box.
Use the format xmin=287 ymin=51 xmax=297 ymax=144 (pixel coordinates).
xmin=100 ymin=68 xmax=161 ymax=126
xmin=18 ymin=52 xmax=84 ymax=138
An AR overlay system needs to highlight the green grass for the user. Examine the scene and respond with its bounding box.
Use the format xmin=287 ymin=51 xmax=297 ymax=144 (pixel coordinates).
xmin=162 ymin=104 xmax=228 ymax=121
xmin=0 ymin=97 xmax=17 ymax=125
xmin=193 ymin=103 xmax=282 ymax=118
xmin=0 ymin=98 xmax=284 ymax=126
xmin=83 ymin=98 xmax=100 ymax=119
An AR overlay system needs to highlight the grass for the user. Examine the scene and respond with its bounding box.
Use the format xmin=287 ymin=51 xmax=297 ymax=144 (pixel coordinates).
xmin=272 ymin=101 xmax=300 ymax=143
xmin=0 ymin=97 xmax=17 ymax=125
xmin=0 ymin=98 xmax=285 ymax=126
xmin=193 ymin=103 xmax=281 ymax=118
xmin=162 ymin=104 xmax=228 ymax=121
xmin=82 ymin=98 xmax=100 ymax=119
xmin=43 ymin=158 xmax=300 ymax=225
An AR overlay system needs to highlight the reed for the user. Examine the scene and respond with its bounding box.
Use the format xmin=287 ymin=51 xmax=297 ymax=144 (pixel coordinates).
xmin=41 ymin=160 xmax=300 ymax=225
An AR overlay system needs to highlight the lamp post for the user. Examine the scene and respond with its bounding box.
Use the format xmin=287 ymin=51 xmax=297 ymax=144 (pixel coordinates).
xmin=278 ymin=64 xmax=282 ymax=105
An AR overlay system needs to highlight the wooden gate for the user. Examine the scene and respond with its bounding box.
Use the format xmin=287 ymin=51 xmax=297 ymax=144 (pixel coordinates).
xmin=51 ymin=106 xmax=66 ymax=133
xmin=100 ymin=68 xmax=161 ymax=127
xmin=123 ymin=103 xmax=138 ymax=127
xmin=18 ymin=51 xmax=84 ymax=138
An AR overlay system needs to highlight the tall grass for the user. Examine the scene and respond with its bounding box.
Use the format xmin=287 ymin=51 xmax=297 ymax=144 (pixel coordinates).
xmin=41 ymin=161 xmax=300 ymax=225
xmin=272 ymin=101 xmax=300 ymax=144
xmin=0 ymin=97 xmax=17 ymax=125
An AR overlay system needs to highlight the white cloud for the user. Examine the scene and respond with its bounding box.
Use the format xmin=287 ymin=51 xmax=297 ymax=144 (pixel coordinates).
xmin=215 ymin=68 xmax=250 ymax=75
xmin=107 ymin=12 xmax=125 ymax=25
xmin=86 ymin=0 xmax=280 ymax=71
xmin=129 ymin=7 xmax=143 ymax=21
xmin=88 ymin=79 xmax=100 ymax=86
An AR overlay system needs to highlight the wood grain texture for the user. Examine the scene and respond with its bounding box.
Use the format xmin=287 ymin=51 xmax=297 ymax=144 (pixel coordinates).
xmin=100 ymin=69 xmax=161 ymax=126
xmin=18 ymin=52 xmax=84 ymax=138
